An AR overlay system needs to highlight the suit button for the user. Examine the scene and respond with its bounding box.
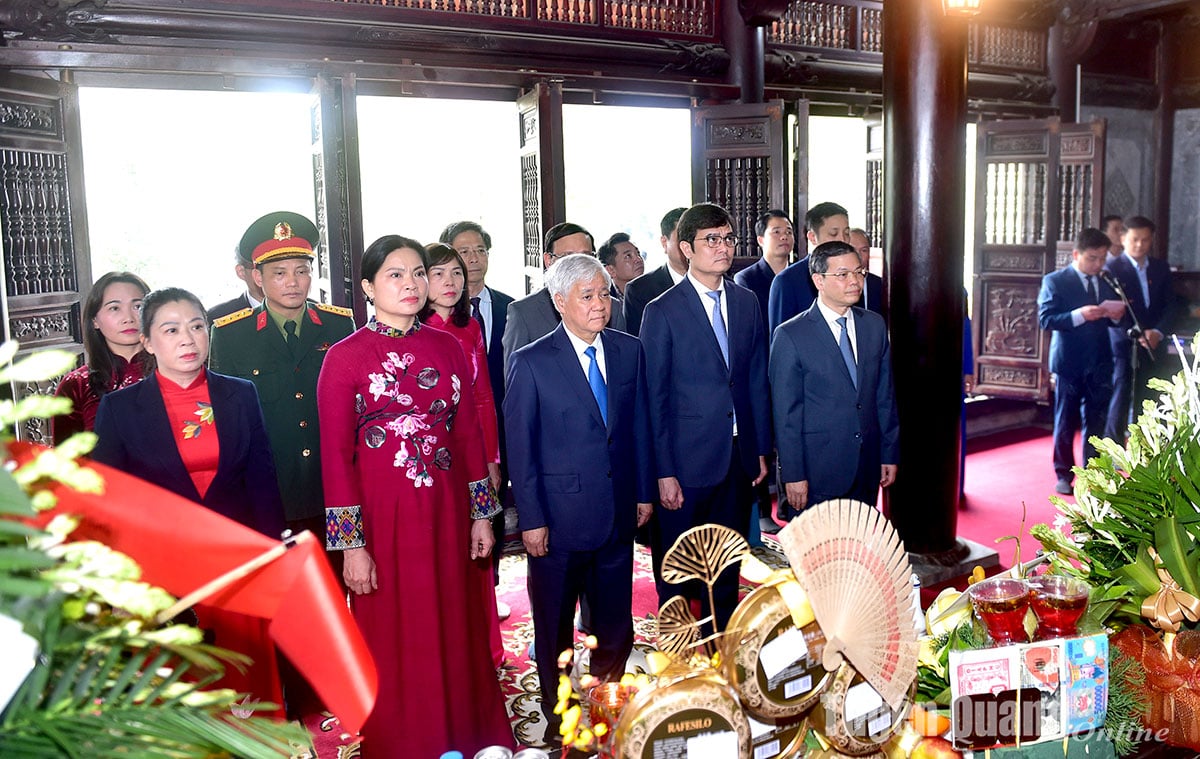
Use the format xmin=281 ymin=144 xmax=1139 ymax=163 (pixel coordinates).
xmin=607 ymin=470 xmax=612 ymax=478
xmin=727 ymin=412 xmax=733 ymax=418
xmin=855 ymin=433 xmax=862 ymax=439
xmin=252 ymin=369 xmax=260 ymax=376
xmin=299 ymin=420 xmax=308 ymax=428
xmin=302 ymin=449 xmax=311 ymax=457
xmin=608 ymin=436 xmax=613 ymax=445
xmin=295 ymin=392 xmax=304 ymax=399
xmin=729 ymin=380 xmax=734 ymax=387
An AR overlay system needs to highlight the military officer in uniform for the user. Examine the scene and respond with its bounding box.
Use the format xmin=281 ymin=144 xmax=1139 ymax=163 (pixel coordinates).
xmin=208 ymin=212 xmax=355 ymax=716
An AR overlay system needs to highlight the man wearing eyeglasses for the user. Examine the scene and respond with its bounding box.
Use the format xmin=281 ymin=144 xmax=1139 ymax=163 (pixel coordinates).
xmin=640 ymin=202 xmax=772 ymax=633
xmin=769 ymin=240 xmax=899 ymax=514
xmin=502 ymin=222 xmax=624 ymax=377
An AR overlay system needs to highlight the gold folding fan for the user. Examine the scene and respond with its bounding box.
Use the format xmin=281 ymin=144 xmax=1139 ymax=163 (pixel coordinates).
xmin=777 ymin=498 xmax=919 ymax=709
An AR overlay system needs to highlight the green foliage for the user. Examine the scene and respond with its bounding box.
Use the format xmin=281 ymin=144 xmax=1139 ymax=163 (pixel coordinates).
xmin=0 ymin=343 xmax=310 ymax=757
xmin=1032 ymin=334 xmax=1200 ymax=632
xmin=1106 ymin=647 xmax=1148 ymax=757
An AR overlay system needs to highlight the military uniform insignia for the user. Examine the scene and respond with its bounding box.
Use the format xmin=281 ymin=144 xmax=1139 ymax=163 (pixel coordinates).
xmin=212 ymin=308 xmax=253 ymax=328
xmin=316 ymin=303 xmax=354 ymax=319
xmin=306 ymin=306 xmax=322 ymax=326
xmin=256 ymin=310 xmax=269 ymax=331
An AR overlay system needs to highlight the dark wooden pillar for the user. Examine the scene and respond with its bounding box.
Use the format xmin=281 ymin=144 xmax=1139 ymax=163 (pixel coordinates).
xmin=883 ymin=0 xmax=968 ymax=557
xmin=1048 ymin=18 xmax=1098 ymax=124
xmin=1153 ymin=18 xmax=1176 ymax=257
xmin=723 ymin=0 xmax=765 ymax=103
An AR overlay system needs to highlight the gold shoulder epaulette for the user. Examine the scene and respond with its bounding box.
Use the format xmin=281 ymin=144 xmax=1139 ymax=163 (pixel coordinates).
xmin=212 ymin=308 xmax=253 ymax=328
xmin=316 ymin=303 xmax=354 ymax=318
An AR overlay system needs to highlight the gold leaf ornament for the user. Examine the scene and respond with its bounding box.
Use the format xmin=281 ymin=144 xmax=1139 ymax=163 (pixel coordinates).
xmin=660 ymin=523 xmax=750 ymax=588
xmin=655 ymin=594 xmax=701 ymax=658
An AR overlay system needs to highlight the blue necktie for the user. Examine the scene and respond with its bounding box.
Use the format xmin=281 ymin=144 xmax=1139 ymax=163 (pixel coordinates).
xmin=585 ymin=345 xmax=608 ymax=426
xmin=706 ymin=290 xmax=730 ymax=367
xmin=837 ymin=316 xmax=858 ymax=390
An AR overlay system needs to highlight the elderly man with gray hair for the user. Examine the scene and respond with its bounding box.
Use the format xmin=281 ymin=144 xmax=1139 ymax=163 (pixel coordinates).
xmin=504 ymin=253 xmax=656 ymax=734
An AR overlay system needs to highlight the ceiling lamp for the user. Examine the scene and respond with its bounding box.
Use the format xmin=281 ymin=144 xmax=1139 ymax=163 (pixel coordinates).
xmin=943 ymin=0 xmax=982 ymax=17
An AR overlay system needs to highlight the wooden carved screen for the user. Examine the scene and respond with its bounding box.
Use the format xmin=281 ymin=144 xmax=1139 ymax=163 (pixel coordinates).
xmin=971 ymin=117 xmax=1062 ymax=403
xmin=516 ymin=82 xmax=565 ymax=295
xmin=1055 ymin=120 xmax=1106 ymax=270
xmin=0 ymin=73 xmax=92 ymax=443
xmin=691 ymin=101 xmax=787 ymax=269
xmin=865 ymin=119 xmax=883 ymax=250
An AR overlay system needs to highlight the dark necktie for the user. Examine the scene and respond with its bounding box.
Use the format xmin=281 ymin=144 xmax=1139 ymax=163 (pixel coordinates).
xmin=470 ymin=296 xmax=487 ymax=345
xmin=706 ymin=290 xmax=730 ymax=367
xmin=837 ymin=315 xmax=858 ymax=390
xmin=585 ymin=346 xmax=608 ymax=425
xmin=1086 ymin=275 xmax=1098 ymax=305
xmin=284 ymin=320 xmax=298 ymax=353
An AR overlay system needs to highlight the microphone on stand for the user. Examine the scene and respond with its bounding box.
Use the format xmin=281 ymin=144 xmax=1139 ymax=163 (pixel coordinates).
xmin=1099 ymin=270 xmax=1154 ymax=363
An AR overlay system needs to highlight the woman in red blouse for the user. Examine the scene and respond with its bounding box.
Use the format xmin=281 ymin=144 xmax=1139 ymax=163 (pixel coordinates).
xmin=420 ymin=243 xmax=501 ymax=489
xmin=52 ymin=271 xmax=150 ymax=444
xmin=92 ymin=287 xmax=285 ymax=711
xmin=419 ymin=242 xmax=506 ymax=667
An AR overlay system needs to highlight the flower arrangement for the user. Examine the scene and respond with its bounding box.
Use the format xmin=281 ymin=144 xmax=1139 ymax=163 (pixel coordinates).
xmin=1030 ymin=334 xmax=1200 ymax=751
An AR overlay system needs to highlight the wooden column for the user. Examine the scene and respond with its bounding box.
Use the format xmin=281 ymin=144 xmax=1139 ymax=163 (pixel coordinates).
xmin=1154 ymin=18 xmax=1176 ymax=258
xmin=883 ymin=0 xmax=968 ymax=557
xmin=723 ymin=0 xmax=764 ymax=103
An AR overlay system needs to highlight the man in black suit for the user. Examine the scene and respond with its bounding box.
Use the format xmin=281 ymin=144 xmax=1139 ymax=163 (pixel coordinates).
xmin=207 ymin=245 xmax=265 ymax=322
xmin=1038 ymin=227 xmax=1127 ymax=494
xmin=735 ymin=209 xmax=795 ymax=341
xmin=622 ymin=207 xmax=688 ymax=336
xmin=441 ymin=220 xmax=515 ymax=619
xmin=1104 ymin=215 xmax=1175 ymax=443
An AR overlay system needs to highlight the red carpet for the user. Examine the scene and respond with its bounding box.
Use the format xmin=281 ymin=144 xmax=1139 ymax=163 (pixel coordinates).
xmin=958 ymin=424 xmax=1068 ymax=573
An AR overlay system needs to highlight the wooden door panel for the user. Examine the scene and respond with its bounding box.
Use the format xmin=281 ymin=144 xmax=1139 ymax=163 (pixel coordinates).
xmin=970 ymin=116 xmax=1107 ymax=403
xmin=0 ymin=73 xmax=91 ymax=443
xmin=517 ymin=82 xmax=564 ymax=296
xmin=691 ymin=101 xmax=787 ymax=269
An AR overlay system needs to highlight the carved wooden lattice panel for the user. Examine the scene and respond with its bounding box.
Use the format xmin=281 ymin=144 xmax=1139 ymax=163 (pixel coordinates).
xmin=0 ymin=73 xmax=92 ymax=444
xmin=691 ymin=102 xmax=786 ymax=267
xmin=972 ymin=118 xmax=1063 ymax=403
xmin=322 ymin=0 xmax=712 ymax=34
xmin=0 ymin=149 xmax=77 ymax=297
xmin=1056 ymin=121 xmax=1105 ymax=266
xmin=969 ymin=25 xmax=1046 ymax=72
xmin=770 ymin=1 xmax=852 ymax=49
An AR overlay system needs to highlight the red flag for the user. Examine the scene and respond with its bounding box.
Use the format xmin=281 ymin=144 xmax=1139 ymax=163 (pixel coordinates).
xmin=14 ymin=442 xmax=377 ymax=735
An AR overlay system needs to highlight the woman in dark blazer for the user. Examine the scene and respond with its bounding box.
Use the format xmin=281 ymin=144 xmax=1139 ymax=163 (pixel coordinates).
xmin=91 ymin=286 xmax=285 ymax=710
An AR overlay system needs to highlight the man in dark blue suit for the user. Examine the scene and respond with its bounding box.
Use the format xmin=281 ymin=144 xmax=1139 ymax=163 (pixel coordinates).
xmin=736 ymin=209 xmax=795 ymax=340
xmin=1038 ymin=227 xmax=1127 ymax=494
xmin=641 ymin=202 xmax=771 ymax=633
xmin=1104 ymin=215 xmax=1175 ymax=443
xmin=767 ymin=201 xmax=852 ymax=336
xmin=622 ymin=207 xmax=688 ymax=336
xmin=441 ymin=220 xmax=515 ymax=617
xmin=504 ymin=254 xmax=655 ymax=730
xmin=735 ymin=209 xmax=794 ymax=537
xmin=770 ymin=241 xmax=899 ymax=511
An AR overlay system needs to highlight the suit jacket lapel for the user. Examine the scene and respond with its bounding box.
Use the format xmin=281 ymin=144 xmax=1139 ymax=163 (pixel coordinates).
xmin=488 ymin=287 xmax=507 ymax=354
xmin=207 ymin=373 xmax=239 ymax=501
xmin=679 ymin=283 xmax=729 ymax=373
xmin=551 ymin=326 xmax=606 ymax=430
xmin=141 ymin=375 xmax=203 ymax=502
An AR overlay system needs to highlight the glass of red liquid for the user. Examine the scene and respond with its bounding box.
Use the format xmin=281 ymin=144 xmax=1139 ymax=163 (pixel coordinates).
xmin=968 ymin=577 xmax=1031 ymax=645
xmin=1028 ymin=575 xmax=1090 ymax=639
